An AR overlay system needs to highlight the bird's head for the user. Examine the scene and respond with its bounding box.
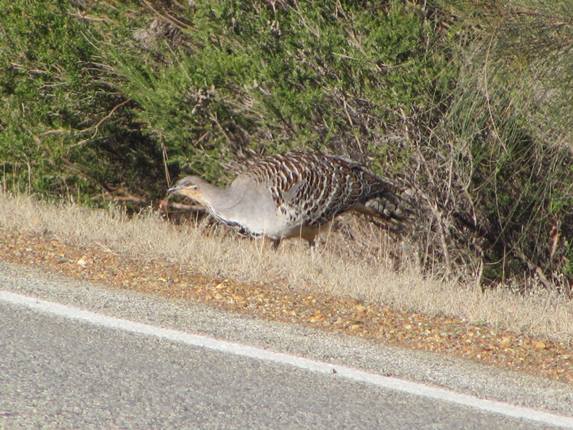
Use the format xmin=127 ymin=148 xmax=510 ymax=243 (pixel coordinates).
xmin=167 ymin=176 xmax=211 ymax=205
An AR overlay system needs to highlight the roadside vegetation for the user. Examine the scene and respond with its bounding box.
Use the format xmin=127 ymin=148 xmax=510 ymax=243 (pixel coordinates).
xmin=1 ymin=0 xmax=572 ymax=291
xmin=2 ymin=193 xmax=572 ymax=343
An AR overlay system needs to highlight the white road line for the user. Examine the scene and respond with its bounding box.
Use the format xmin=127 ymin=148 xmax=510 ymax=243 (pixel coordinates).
xmin=1 ymin=290 xmax=572 ymax=429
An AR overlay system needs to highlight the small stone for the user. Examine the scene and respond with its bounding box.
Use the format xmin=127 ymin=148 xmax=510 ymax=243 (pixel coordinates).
xmin=500 ymin=336 xmax=512 ymax=346
xmin=77 ymin=256 xmax=88 ymax=267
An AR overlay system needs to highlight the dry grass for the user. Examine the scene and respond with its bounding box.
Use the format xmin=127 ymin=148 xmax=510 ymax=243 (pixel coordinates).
xmin=1 ymin=192 xmax=572 ymax=343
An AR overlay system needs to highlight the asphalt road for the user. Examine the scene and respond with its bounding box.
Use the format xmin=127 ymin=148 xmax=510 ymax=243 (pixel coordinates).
xmin=1 ymin=262 xmax=573 ymax=429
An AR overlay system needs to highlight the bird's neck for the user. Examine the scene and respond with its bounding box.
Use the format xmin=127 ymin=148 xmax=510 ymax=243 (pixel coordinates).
xmin=200 ymin=182 xmax=242 ymax=214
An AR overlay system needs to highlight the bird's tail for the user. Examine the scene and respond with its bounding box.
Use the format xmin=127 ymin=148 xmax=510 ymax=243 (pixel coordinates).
xmin=359 ymin=170 xmax=416 ymax=231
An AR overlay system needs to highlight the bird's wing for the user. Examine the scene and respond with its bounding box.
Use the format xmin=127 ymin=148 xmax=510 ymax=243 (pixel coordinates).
xmin=280 ymin=180 xmax=307 ymax=205
xmin=242 ymin=152 xmax=370 ymax=226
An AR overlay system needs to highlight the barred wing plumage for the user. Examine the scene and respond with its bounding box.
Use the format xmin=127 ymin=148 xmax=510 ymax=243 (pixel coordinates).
xmin=243 ymin=152 xmax=403 ymax=227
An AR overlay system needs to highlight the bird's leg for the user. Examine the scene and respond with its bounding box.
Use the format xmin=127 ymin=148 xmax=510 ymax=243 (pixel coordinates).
xmin=308 ymin=238 xmax=320 ymax=260
xmin=271 ymin=238 xmax=281 ymax=250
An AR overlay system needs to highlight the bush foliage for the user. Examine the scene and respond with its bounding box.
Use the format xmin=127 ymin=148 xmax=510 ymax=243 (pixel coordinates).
xmin=1 ymin=0 xmax=571 ymax=289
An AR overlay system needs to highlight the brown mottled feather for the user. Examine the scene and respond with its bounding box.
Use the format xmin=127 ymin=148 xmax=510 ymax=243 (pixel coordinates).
xmin=242 ymin=152 xmax=404 ymax=228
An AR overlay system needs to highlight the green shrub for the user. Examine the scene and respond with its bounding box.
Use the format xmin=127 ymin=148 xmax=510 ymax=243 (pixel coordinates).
xmin=0 ymin=0 xmax=166 ymax=205
xmin=99 ymin=0 xmax=454 ymax=182
xmin=1 ymin=0 xmax=571 ymax=288
xmin=410 ymin=0 xmax=573 ymax=288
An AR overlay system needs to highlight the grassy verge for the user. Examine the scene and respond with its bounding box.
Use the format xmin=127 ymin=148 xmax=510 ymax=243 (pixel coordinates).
xmin=1 ymin=193 xmax=571 ymax=344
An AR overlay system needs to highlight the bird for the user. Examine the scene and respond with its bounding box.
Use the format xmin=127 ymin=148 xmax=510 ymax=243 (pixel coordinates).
xmin=167 ymin=151 xmax=410 ymax=249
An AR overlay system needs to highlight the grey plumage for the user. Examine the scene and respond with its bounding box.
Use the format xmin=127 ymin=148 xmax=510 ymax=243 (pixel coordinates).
xmin=168 ymin=151 xmax=409 ymax=248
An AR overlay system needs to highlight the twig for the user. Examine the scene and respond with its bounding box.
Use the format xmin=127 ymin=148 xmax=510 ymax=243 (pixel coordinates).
xmin=141 ymin=0 xmax=190 ymax=31
xmin=72 ymin=100 xmax=130 ymax=147
xmin=69 ymin=12 xmax=112 ymax=23
xmin=482 ymin=27 xmax=507 ymax=151
xmin=514 ymin=249 xmax=552 ymax=290
xmin=160 ymin=139 xmax=172 ymax=188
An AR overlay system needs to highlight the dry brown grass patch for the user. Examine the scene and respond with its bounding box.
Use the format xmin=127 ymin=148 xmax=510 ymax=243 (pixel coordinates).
xmin=0 ymin=193 xmax=571 ymax=344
